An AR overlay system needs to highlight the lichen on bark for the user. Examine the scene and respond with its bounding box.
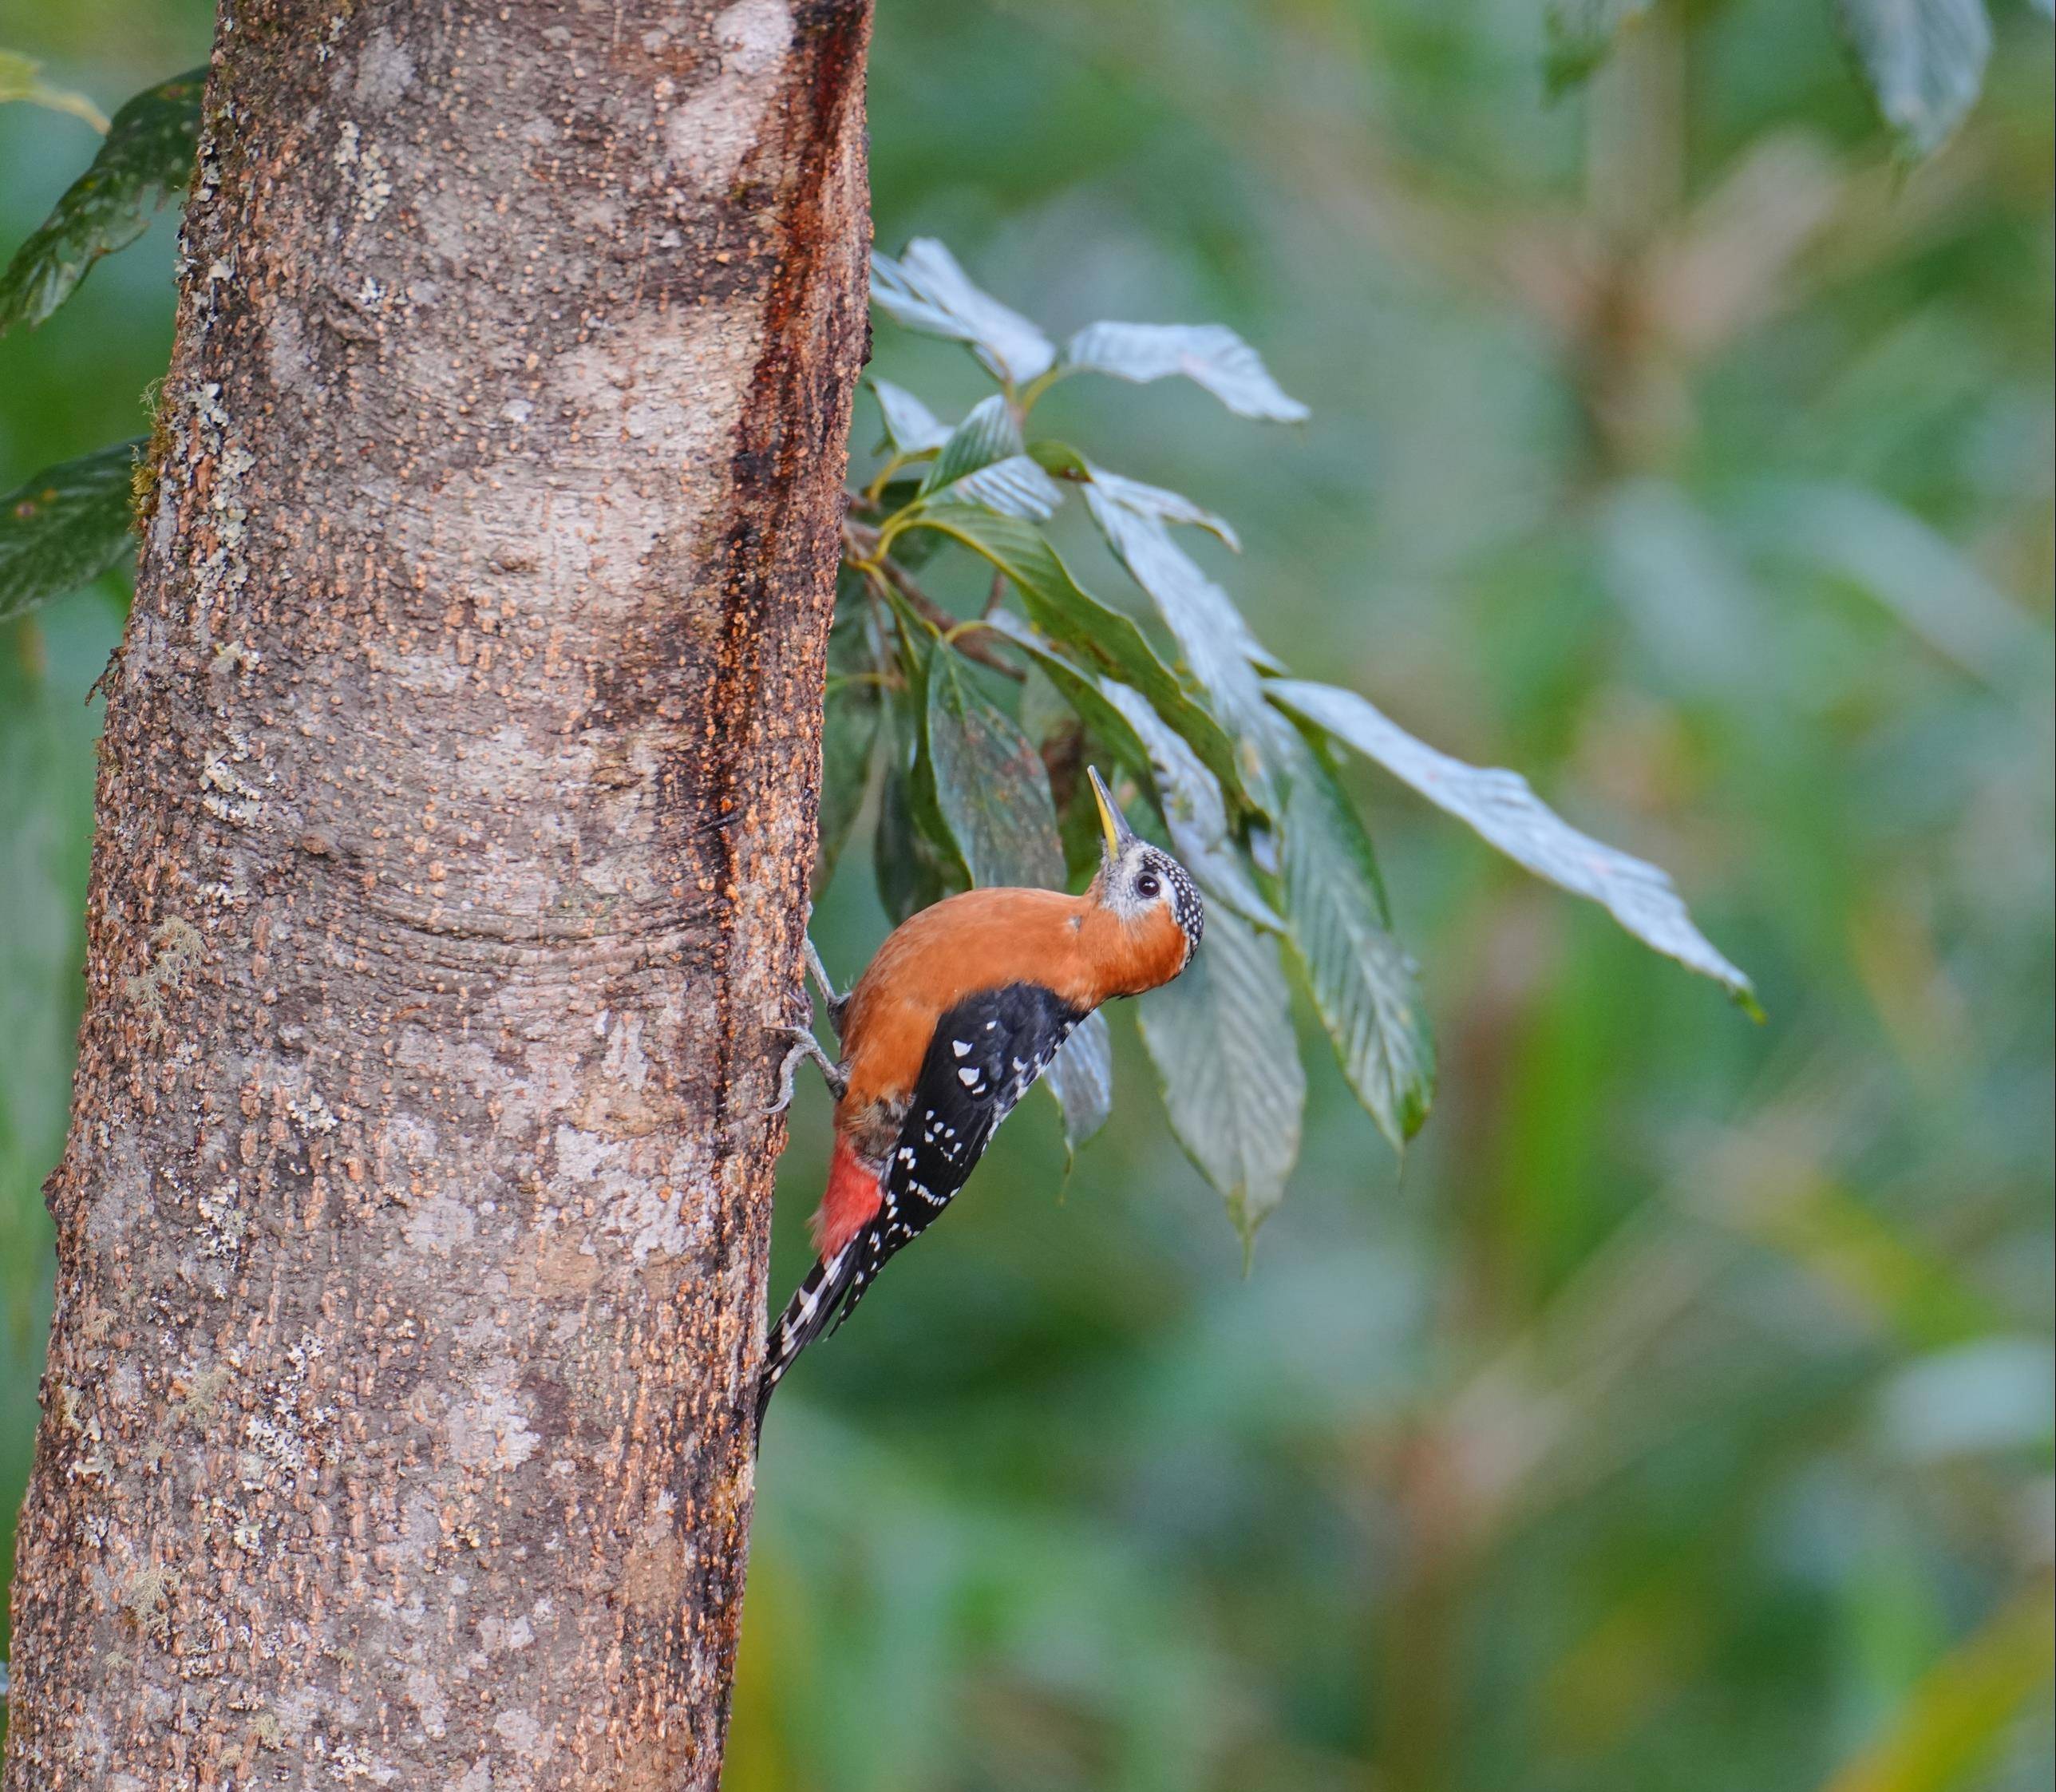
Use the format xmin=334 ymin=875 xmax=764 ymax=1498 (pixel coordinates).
xmin=2 ymin=2 xmax=873 ymax=1786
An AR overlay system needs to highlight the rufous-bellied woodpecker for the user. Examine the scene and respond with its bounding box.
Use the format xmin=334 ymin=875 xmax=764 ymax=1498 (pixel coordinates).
xmin=757 ymin=767 xmax=1203 ymax=1426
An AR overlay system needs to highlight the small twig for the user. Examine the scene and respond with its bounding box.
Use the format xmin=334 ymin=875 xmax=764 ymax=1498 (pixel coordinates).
xmin=841 ymin=523 xmax=1024 ymax=681
xmin=982 ymin=569 xmax=1007 ymax=619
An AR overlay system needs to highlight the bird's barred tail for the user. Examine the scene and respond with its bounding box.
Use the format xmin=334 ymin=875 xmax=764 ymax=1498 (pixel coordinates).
xmin=754 ymin=1240 xmax=860 ymax=1431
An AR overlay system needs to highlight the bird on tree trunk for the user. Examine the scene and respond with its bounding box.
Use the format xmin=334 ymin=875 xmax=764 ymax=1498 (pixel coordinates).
xmin=757 ymin=767 xmax=1203 ymax=1423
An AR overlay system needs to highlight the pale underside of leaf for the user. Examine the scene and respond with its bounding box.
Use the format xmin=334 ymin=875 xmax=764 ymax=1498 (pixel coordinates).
xmin=916 ymin=397 xmax=1066 ymax=520
xmin=872 ymin=378 xmax=951 ymax=455
xmin=1100 ymin=681 xmax=1281 ymax=931
xmin=1082 ymin=464 xmax=1240 ymax=551
xmin=1836 ymin=0 xmax=1992 ymax=156
xmin=1267 ymin=678 xmax=1757 ymax=1011
xmin=872 ymin=238 xmax=1056 ymax=386
xmin=1042 ymin=1008 xmax=1113 ymax=1161
xmin=1060 ymin=322 xmax=1309 ymax=422
xmin=1138 ymin=896 xmax=1305 ymax=1248
xmin=1084 ymin=481 xmax=1282 ymax=780
xmin=0 ymin=438 xmax=142 ymax=623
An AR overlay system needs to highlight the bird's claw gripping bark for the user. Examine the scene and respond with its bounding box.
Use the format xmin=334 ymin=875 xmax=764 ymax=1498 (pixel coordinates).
xmin=805 ymin=935 xmax=848 ymax=1038
xmin=797 ymin=903 xmax=848 ymax=1039
xmin=765 ymin=1025 xmax=847 ymax=1114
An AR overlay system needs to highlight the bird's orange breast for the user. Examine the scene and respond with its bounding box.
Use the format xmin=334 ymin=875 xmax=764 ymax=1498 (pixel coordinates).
xmin=833 ymin=886 xmax=1188 ymax=1125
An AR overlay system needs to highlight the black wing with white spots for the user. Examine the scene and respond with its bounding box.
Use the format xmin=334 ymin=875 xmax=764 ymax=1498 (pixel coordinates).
xmin=833 ymin=982 xmax=1086 ymax=1334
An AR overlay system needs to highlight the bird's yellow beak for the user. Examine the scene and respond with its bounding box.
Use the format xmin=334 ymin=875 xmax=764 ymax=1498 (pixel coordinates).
xmin=1087 ymin=765 xmax=1135 ymax=860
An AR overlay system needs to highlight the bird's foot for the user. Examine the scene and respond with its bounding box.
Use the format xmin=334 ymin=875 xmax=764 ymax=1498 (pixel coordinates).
xmin=765 ymin=1025 xmax=847 ymax=1114
xmin=795 ymin=904 xmax=848 ymax=1041
xmin=805 ymin=933 xmax=848 ymax=1039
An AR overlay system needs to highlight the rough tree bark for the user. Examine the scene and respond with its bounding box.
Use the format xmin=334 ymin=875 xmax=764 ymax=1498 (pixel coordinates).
xmin=2 ymin=1 xmax=872 ymax=1785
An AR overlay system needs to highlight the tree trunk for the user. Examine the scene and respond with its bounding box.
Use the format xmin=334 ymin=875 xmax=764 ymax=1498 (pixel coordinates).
xmin=2 ymin=1 xmax=871 ymax=1785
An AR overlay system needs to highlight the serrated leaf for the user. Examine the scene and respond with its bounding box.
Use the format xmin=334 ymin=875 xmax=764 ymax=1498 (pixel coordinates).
xmin=1269 ymin=678 xmax=1758 ymax=1013
xmin=1544 ymin=0 xmax=1652 ymax=95
xmin=1837 ymin=0 xmax=1991 ymax=156
xmin=925 ymin=645 xmax=1066 ymax=890
xmin=896 ymin=504 xmax=1258 ymax=817
xmin=1042 ymin=1008 xmax=1113 ymax=1162
xmin=0 ymin=69 xmax=204 ymax=336
xmin=872 ymin=239 xmax=1056 ymax=386
xmin=0 ymin=439 xmax=142 ymax=623
xmin=1273 ymin=729 xmax=1433 ymax=1150
xmin=1083 ymin=477 xmax=1282 ymax=793
xmin=872 ymin=379 xmax=951 ymax=455
xmin=813 ymin=583 xmax=883 ymax=896
xmin=1058 ymin=322 xmax=1308 ymax=422
xmin=1101 ymin=680 xmax=1283 ymax=932
xmin=0 ymin=51 xmax=109 ymax=131
xmin=1137 ymin=896 xmax=1304 ymax=1248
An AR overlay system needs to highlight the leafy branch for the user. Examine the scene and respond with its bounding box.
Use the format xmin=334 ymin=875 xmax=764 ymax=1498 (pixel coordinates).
xmin=832 ymin=239 xmax=1754 ymax=1240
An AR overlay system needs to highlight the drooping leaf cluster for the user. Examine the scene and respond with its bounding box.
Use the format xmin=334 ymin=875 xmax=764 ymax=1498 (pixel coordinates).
xmin=833 ymin=240 xmax=1753 ymax=1242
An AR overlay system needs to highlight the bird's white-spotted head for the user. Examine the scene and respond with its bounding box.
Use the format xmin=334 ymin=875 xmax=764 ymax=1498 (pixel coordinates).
xmin=1085 ymin=766 xmax=1204 ymax=974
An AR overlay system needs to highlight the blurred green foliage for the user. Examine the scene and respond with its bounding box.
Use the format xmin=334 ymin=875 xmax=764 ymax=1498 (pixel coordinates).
xmin=2 ymin=2 xmax=2050 ymax=1788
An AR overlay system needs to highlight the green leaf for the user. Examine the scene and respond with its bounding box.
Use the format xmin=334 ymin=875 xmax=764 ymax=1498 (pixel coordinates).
xmin=896 ymin=504 xmax=1259 ymax=817
xmin=1082 ymin=475 xmax=1283 ymax=787
xmin=983 ymin=612 xmax=1158 ymax=785
xmin=813 ymin=585 xmax=884 ymax=896
xmin=1081 ymin=464 xmax=1240 ymax=551
xmin=876 ymin=744 xmax=957 ymax=927
xmin=871 ymin=239 xmax=1055 ymax=386
xmin=1137 ymin=896 xmax=1305 ymax=1249
xmin=919 ymin=394 xmax=1022 ymax=493
xmin=1273 ymin=729 xmax=1433 ymax=1151
xmin=0 ymin=439 xmax=142 ymax=623
xmin=1042 ymin=1009 xmax=1113 ymax=1163
xmin=917 ymin=394 xmax=1065 ymax=521
xmin=1544 ymin=0 xmax=1652 ymax=95
xmin=0 ymin=68 xmax=204 ymax=336
xmin=1268 ymin=678 xmax=1759 ymax=1014
xmin=1837 ymin=0 xmax=1992 ymax=157
xmin=872 ymin=379 xmax=951 ymax=455
xmin=948 ymin=457 xmax=1066 ymax=521
xmin=1058 ymin=322 xmax=1308 ymax=422
xmin=1100 ymin=680 xmax=1283 ymax=932
xmin=924 ymin=644 xmax=1066 ymax=890
xmin=0 ymin=51 xmax=109 ymax=132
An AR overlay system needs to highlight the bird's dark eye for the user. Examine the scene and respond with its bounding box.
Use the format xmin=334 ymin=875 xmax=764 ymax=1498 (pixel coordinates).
xmin=1137 ymin=872 xmax=1161 ymax=898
